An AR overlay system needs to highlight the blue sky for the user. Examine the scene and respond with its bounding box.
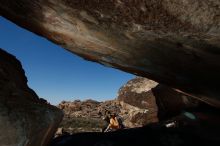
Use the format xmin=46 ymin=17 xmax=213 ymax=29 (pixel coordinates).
xmin=0 ymin=17 xmax=134 ymax=105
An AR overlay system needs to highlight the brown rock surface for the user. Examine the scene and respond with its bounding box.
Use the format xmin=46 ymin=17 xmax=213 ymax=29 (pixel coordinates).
xmin=58 ymin=98 xmax=157 ymax=131
xmin=118 ymin=77 xmax=203 ymax=121
xmin=152 ymin=84 xmax=201 ymax=120
xmin=57 ymin=99 xmax=119 ymax=133
xmin=0 ymin=0 xmax=220 ymax=107
xmin=118 ymin=77 xmax=159 ymax=126
xmin=0 ymin=49 xmax=63 ymax=146
xmin=118 ymin=77 xmax=158 ymax=109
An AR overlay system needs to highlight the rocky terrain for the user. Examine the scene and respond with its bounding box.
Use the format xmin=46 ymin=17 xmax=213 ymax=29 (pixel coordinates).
xmin=53 ymin=77 xmax=220 ymax=146
xmin=0 ymin=1 xmax=220 ymax=145
xmin=57 ymin=98 xmax=153 ymax=134
xmin=56 ymin=77 xmax=203 ymax=135
xmin=56 ymin=77 xmax=159 ymax=134
xmin=1 ymin=48 xmax=219 ymax=146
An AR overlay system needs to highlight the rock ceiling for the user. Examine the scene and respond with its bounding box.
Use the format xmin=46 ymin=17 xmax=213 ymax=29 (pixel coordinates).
xmin=0 ymin=0 xmax=220 ymax=107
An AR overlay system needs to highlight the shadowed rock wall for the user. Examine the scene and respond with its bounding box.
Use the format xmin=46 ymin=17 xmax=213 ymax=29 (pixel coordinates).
xmin=0 ymin=49 xmax=63 ymax=146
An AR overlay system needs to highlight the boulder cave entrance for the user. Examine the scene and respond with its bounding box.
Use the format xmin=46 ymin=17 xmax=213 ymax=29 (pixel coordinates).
xmin=0 ymin=0 xmax=220 ymax=146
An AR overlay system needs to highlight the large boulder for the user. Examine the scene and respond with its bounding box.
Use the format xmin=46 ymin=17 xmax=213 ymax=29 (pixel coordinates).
xmin=152 ymin=84 xmax=201 ymax=120
xmin=118 ymin=77 xmax=158 ymax=109
xmin=118 ymin=77 xmax=203 ymax=122
xmin=0 ymin=0 xmax=220 ymax=107
xmin=118 ymin=77 xmax=159 ymax=126
xmin=0 ymin=49 xmax=63 ymax=146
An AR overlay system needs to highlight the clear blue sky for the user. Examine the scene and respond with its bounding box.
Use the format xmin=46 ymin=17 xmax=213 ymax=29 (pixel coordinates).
xmin=0 ymin=17 xmax=134 ymax=105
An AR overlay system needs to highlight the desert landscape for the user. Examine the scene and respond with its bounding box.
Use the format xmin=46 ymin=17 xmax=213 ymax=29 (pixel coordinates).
xmin=0 ymin=0 xmax=220 ymax=146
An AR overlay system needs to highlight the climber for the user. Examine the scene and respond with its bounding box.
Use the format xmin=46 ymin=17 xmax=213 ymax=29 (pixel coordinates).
xmin=104 ymin=113 xmax=121 ymax=132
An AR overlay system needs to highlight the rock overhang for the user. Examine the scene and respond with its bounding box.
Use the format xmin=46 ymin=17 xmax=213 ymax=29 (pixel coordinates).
xmin=0 ymin=0 xmax=220 ymax=107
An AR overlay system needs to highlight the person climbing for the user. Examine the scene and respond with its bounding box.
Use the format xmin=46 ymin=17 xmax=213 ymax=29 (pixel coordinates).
xmin=104 ymin=113 xmax=120 ymax=132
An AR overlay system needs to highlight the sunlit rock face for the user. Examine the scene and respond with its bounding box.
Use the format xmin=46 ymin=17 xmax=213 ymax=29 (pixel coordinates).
xmin=0 ymin=49 xmax=63 ymax=146
xmin=0 ymin=0 xmax=220 ymax=107
xmin=118 ymin=77 xmax=202 ymax=122
xmin=118 ymin=77 xmax=158 ymax=109
xmin=118 ymin=77 xmax=159 ymax=126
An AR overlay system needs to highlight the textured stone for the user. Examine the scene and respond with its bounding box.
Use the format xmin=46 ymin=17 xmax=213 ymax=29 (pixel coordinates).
xmin=117 ymin=77 xmax=159 ymax=126
xmin=118 ymin=77 xmax=158 ymax=109
xmin=58 ymin=97 xmax=157 ymax=129
xmin=0 ymin=0 xmax=220 ymax=107
xmin=0 ymin=49 xmax=63 ymax=146
xmin=118 ymin=77 xmax=203 ymax=121
xmin=152 ymin=84 xmax=201 ymax=120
